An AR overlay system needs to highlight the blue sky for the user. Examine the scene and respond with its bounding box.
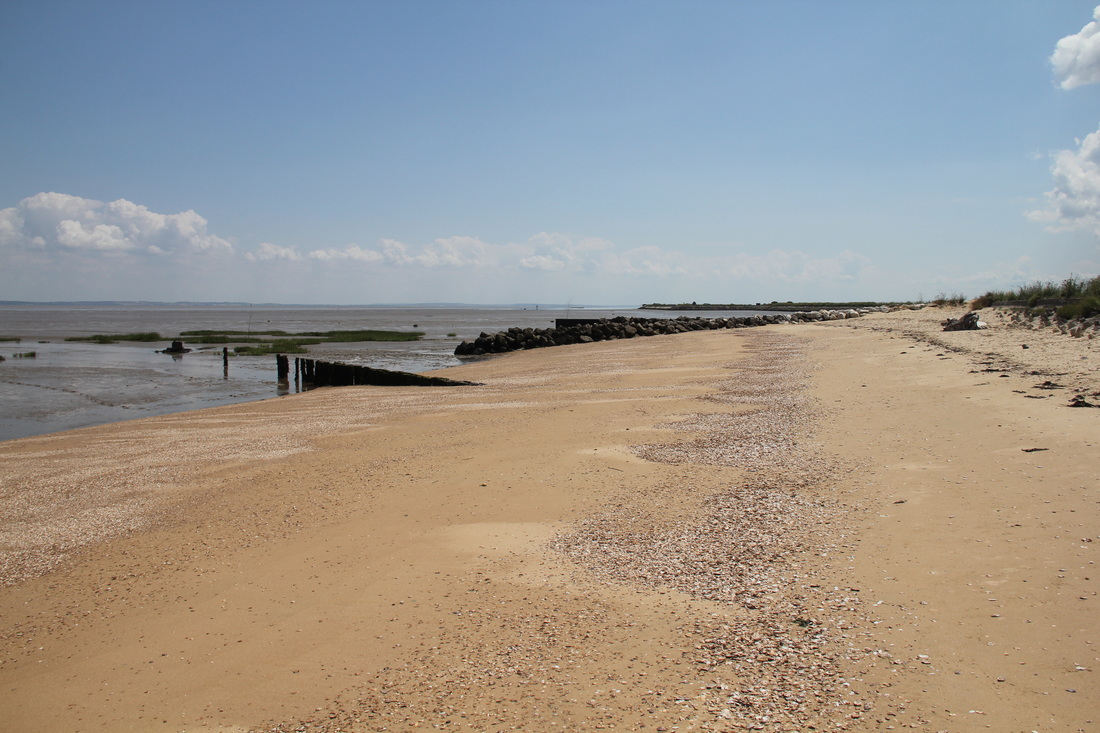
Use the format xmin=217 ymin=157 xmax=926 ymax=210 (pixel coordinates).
xmin=2 ymin=0 xmax=1099 ymax=305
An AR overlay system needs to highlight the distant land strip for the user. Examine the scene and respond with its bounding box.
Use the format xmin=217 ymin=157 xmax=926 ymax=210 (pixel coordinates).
xmin=640 ymin=301 xmax=903 ymax=312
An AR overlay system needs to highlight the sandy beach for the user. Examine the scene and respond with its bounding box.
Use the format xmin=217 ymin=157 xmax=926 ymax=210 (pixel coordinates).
xmin=0 ymin=306 xmax=1096 ymax=732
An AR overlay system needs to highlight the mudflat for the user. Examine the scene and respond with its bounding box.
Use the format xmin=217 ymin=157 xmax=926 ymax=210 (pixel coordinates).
xmin=0 ymin=306 xmax=1096 ymax=732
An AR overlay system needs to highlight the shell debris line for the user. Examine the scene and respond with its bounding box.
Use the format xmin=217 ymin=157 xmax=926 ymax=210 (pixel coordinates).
xmin=253 ymin=331 xmax=895 ymax=733
xmin=554 ymin=331 xmax=890 ymax=731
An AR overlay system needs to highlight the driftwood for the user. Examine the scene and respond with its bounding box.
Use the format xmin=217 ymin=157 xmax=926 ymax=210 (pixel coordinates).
xmin=942 ymin=311 xmax=986 ymax=331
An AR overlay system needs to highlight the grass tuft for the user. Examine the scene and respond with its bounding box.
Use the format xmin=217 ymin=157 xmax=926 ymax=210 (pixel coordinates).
xmin=66 ymin=332 xmax=162 ymax=344
xmin=932 ymin=291 xmax=967 ymax=306
xmin=973 ymin=275 xmax=1100 ymax=310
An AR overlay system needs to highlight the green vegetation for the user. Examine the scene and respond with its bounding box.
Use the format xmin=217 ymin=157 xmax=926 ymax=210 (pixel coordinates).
xmin=181 ymin=334 xmax=270 ymax=344
xmin=973 ymin=275 xmax=1100 ymax=319
xmin=221 ymin=327 xmax=422 ymax=356
xmin=302 ymin=329 xmax=422 ymax=342
xmin=1057 ymin=296 xmax=1100 ymax=320
xmin=0 ymin=336 xmax=20 ymax=342
xmin=931 ymin=292 xmax=967 ymax=306
xmin=233 ymin=339 xmax=316 ymax=356
xmin=62 ymin=327 xmax=422 ymax=355
xmin=181 ymin=328 xmax=421 ymax=343
xmin=13 ymin=351 xmax=37 ymax=358
xmin=641 ymin=301 xmax=893 ymax=311
xmin=219 ymin=328 xmax=422 ymax=356
xmin=65 ymin=332 xmax=162 ymax=344
xmin=180 ymin=329 xmax=290 ymax=337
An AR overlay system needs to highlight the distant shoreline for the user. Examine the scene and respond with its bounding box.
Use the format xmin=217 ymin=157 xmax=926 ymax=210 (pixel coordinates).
xmin=0 ymin=301 xmax=634 ymax=309
xmin=640 ymin=301 xmax=903 ymax=312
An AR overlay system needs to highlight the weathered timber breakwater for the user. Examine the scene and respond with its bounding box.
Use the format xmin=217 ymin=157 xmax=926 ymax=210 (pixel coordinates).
xmin=454 ymin=307 xmax=887 ymax=356
xmin=292 ymin=357 xmax=480 ymax=387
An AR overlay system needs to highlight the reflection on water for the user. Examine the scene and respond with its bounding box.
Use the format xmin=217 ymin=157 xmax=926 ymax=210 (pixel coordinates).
xmin=0 ymin=341 xmax=280 ymax=441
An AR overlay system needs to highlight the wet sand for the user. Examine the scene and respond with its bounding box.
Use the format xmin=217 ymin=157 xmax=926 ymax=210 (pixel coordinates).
xmin=0 ymin=306 xmax=1096 ymax=732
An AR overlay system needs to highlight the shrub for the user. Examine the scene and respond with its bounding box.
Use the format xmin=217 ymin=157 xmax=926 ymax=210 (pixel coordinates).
xmin=974 ymin=274 xmax=1100 ymax=310
xmin=1056 ymin=295 xmax=1100 ymax=320
xmin=933 ymin=291 xmax=967 ymax=306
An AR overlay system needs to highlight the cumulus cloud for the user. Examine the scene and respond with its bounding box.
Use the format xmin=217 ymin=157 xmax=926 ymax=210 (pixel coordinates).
xmin=307 ymin=243 xmax=385 ymax=263
xmin=519 ymin=232 xmax=615 ymax=271
xmin=246 ymin=242 xmax=303 ymax=262
xmin=1029 ymin=124 xmax=1100 ymax=235
xmin=305 ymin=236 xmax=526 ymax=269
xmin=597 ymin=244 xmax=690 ymax=276
xmin=1052 ymin=6 xmax=1100 ymax=89
xmin=518 ymin=254 xmax=566 ymax=271
xmin=721 ymin=248 xmax=872 ymax=283
xmin=283 ymin=231 xmax=873 ymax=292
xmin=0 ymin=192 xmax=233 ymax=256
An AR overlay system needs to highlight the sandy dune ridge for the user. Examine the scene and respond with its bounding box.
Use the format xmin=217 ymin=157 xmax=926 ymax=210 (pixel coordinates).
xmin=0 ymin=306 xmax=1095 ymax=732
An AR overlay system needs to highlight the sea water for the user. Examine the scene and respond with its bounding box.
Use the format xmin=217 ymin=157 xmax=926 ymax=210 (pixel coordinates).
xmin=1 ymin=303 xmax=757 ymax=442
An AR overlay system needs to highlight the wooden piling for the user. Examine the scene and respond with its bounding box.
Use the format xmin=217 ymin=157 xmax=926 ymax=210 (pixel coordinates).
xmin=291 ymin=357 xmax=479 ymax=388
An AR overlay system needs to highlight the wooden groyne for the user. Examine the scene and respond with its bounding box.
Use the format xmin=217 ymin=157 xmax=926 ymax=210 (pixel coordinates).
xmin=291 ymin=357 xmax=479 ymax=388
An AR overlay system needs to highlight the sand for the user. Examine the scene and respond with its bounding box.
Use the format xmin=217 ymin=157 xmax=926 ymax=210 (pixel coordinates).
xmin=0 ymin=306 xmax=1096 ymax=732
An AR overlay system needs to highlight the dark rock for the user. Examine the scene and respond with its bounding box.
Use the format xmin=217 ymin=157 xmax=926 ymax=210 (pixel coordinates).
xmin=160 ymin=340 xmax=191 ymax=354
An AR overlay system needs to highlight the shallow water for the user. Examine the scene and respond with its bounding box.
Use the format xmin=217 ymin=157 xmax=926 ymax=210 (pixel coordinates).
xmin=3 ymin=303 xmax=759 ymax=442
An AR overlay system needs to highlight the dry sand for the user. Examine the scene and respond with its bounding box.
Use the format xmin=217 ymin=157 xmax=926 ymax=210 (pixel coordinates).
xmin=0 ymin=306 xmax=1096 ymax=732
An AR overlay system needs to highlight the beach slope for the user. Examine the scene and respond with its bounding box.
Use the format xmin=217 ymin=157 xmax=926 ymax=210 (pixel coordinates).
xmin=0 ymin=307 xmax=1096 ymax=731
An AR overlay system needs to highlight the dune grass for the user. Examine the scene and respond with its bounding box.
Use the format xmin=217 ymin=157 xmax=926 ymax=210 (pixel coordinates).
xmin=973 ymin=275 xmax=1100 ymax=319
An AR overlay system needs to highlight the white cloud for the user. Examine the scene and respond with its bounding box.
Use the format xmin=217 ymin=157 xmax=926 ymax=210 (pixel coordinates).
xmin=306 ymin=236 xmax=508 ymax=268
xmin=307 ymin=244 xmax=385 ymax=262
xmin=1052 ymin=6 xmax=1100 ymax=89
xmin=598 ymin=245 xmax=689 ymax=276
xmin=518 ymin=233 xmax=615 ymax=272
xmin=246 ymin=242 xmax=303 ymax=262
xmin=0 ymin=192 xmax=233 ymax=256
xmin=954 ymin=255 xmax=1038 ymax=288
xmin=1029 ymin=124 xmax=1100 ymax=235
xmin=415 ymin=236 xmax=496 ymax=268
xmin=287 ymin=232 xmax=876 ymax=293
xmin=518 ymin=254 xmax=565 ymax=271
xmin=716 ymin=248 xmax=872 ymax=284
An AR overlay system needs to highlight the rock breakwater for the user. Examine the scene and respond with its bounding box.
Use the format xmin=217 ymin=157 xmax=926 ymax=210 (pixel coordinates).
xmin=454 ymin=307 xmax=886 ymax=357
xmin=1003 ymin=308 xmax=1100 ymax=339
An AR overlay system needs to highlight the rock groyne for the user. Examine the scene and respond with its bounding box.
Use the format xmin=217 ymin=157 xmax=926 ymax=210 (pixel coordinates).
xmin=454 ymin=307 xmax=887 ymax=357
